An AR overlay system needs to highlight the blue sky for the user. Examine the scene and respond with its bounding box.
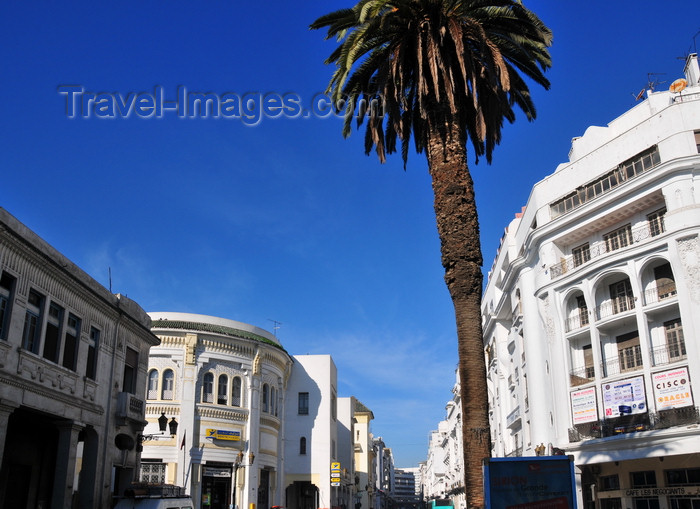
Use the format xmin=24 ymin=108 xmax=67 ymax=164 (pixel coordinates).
xmin=1 ymin=1 xmax=698 ymax=467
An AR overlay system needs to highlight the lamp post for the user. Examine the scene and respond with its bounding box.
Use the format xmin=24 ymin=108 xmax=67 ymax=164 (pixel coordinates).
xmin=137 ymin=412 xmax=178 ymax=452
xmin=231 ymin=451 xmax=255 ymax=509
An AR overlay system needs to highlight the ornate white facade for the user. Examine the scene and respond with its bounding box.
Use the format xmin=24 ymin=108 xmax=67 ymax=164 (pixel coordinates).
xmin=421 ymin=370 xmax=464 ymax=509
xmin=483 ymin=54 xmax=700 ymax=509
xmin=140 ymin=312 xmax=292 ymax=509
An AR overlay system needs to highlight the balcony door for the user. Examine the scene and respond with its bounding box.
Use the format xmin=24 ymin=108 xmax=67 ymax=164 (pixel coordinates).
xmin=609 ymin=279 xmax=634 ymax=314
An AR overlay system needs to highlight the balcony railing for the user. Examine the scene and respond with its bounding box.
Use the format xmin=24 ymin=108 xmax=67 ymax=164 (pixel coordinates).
xmin=569 ymin=366 xmax=595 ymax=387
xmin=595 ymin=296 xmax=635 ymax=321
xmin=650 ymin=343 xmax=688 ymax=366
xmin=601 ymin=352 xmax=643 ymax=378
xmin=565 ymin=311 xmax=590 ymax=332
xmin=506 ymin=406 xmax=521 ymax=428
xmin=550 ymin=222 xmax=662 ymax=280
xmin=569 ymin=407 xmax=700 ymax=442
xmin=117 ymin=391 xmax=146 ymax=421
xmin=572 ymin=344 xmax=683 ymax=383
xmin=505 ymin=447 xmax=523 ymax=457
xmin=652 ymin=406 xmax=700 ymax=429
xmin=644 ymin=282 xmax=677 ymax=305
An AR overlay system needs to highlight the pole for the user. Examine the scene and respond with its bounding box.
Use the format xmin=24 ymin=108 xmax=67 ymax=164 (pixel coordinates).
xmin=232 ymin=464 xmax=238 ymax=509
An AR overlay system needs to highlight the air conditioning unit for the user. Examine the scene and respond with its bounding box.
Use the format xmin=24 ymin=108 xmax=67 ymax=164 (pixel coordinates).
xmin=117 ymin=392 xmax=145 ymax=421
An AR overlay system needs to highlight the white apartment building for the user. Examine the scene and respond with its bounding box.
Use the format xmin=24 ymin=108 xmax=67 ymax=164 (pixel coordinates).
xmin=422 ymin=424 xmax=448 ymax=502
xmin=421 ymin=370 xmax=465 ymax=509
xmin=372 ymin=438 xmax=395 ymax=509
xmin=141 ymin=312 xmax=293 ymax=509
xmin=483 ymin=53 xmax=700 ymax=509
xmin=0 ymin=207 xmax=159 ymax=508
xmin=285 ymin=354 xmax=342 ymax=509
xmin=442 ymin=373 xmax=465 ymax=509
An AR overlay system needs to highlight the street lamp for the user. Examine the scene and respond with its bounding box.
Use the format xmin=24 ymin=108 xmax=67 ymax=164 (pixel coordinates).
xmin=136 ymin=413 xmax=178 ymax=452
xmin=231 ymin=450 xmax=255 ymax=509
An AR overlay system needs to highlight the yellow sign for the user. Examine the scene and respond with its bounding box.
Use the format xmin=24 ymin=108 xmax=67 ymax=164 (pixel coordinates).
xmin=331 ymin=477 xmax=341 ymax=483
xmin=331 ymin=462 xmax=341 ymax=470
xmin=206 ymin=428 xmax=241 ymax=441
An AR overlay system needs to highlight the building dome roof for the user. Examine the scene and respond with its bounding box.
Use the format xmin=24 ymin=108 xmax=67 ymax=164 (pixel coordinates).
xmin=148 ymin=312 xmax=283 ymax=349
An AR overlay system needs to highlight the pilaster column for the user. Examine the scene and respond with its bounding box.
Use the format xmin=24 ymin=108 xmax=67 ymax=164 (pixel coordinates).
xmin=0 ymin=400 xmax=19 ymax=467
xmin=245 ymin=358 xmax=262 ymax=509
xmin=51 ymin=420 xmax=83 ymax=509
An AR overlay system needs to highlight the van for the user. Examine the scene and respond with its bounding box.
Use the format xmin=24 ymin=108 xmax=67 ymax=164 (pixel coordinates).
xmin=114 ymin=484 xmax=194 ymax=509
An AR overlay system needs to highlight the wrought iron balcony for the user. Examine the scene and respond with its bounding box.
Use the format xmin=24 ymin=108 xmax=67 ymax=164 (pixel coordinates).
xmin=550 ymin=222 xmax=662 ymax=280
xmin=569 ymin=407 xmax=700 ymax=442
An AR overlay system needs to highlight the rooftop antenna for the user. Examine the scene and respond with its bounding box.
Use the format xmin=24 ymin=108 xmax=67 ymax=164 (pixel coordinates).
xmin=268 ymin=319 xmax=282 ymax=337
xmin=647 ymin=73 xmax=666 ymax=93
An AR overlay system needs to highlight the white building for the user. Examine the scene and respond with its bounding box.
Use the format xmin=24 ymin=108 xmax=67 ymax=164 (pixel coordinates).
xmin=442 ymin=373 xmax=464 ymax=509
xmin=483 ymin=53 xmax=700 ymax=509
xmin=141 ymin=312 xmax=293 ymax=509
xmin=353 ymin=399 xmax=376 ymax=509
xmin=372 ymin=438 xmax=395 ymax=509
xmin=284 ymin=354 xmax=341 ymax=509
xmin=0 ymin=207 xmax=159 ymax=508
xmin=338 ymin=396 xmax=357 ymax=509
xmin=422 ymin=425 xmax=448 ymax=502
xmin=421 ymin=370 xmax=464 ymax=509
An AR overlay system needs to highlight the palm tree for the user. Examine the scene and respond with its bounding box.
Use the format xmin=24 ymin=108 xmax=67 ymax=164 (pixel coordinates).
xmin=311 ymin=1 xmax=551 ymax=506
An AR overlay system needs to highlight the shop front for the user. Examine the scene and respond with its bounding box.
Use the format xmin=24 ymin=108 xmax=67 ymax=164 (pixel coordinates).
xmin=202 ymin=463 xmax=232 ymax=509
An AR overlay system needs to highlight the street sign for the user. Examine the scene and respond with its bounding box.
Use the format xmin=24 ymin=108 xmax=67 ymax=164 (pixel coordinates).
xmin=206 ymin=428 xmax=241 ymax=441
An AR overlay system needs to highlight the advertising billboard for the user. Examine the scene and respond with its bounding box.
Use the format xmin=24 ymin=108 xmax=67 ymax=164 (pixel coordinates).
xmin=652 ymin=367 xmax=693 ymax=410
xmin=570 ymin=387 xmax=598 ymax=424
xmin=484 ymin=456 xmax=577 ymax=509
xmin=602 ymin=376 xmax=646 ymax=418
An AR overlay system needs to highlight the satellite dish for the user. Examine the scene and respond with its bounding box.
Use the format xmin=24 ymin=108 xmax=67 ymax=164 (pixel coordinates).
xmin=669 ymin=78 xmax=687 ymax=93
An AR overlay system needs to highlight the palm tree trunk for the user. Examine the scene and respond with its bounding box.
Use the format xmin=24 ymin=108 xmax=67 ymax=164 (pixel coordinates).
xmin=426 ymin=117 xmax=491 ymax=509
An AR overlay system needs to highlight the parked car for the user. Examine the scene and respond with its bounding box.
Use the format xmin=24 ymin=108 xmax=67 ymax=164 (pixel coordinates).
xmin=114 ymin=484 xmax=193 ymax=509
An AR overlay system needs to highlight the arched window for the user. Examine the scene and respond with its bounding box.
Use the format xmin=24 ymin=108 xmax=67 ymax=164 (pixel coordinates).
xmin=161 ymin=369 xmax=174 ymax=400
xmin=262 ymin=383 xmax=269 ymax=413
xmin=270 ymin=386 xmax=277 ymax=416
xmin=218 ymin=374 xmax=228 ymax=405
xmin=147 ymin=369 xmax=159 ymax=400
xmin=203 ymin=372 xmax=214 ymax=403
xmin=232 ymin=376 xmax=242 ymax=407
xmin=299 ymin=436 xmax=307 ymax=455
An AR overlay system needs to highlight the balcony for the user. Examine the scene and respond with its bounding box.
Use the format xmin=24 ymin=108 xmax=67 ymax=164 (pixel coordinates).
xmin=569 ymin=412 xmax=651 ymax=441
xmin=652 ymin=406 xmax=700 ymax=429
xmin=569 ymin=407 xmax=700 ymax=441
xmin=569 ymin=365 xmax=595 ymax=387
xmin=506 ymin=406 xmax=521 ymax=429
xmin=650 ymin=343 xmax=687 ymax=366
xmin=505 ymin=447 xmax=523 ymax=457
xmin=551 ymin=222 xmax=662 ymax=280
xmin=117 ymin=391 xmax=146 ymax=422
xmin=644 ymin=282 xmax=677 ymax=306
xmin=602 ymin=352 xmax=643 ymax=378
xmin=565 ymin=312 xmax=590 ymax=333
xmin=595 ymin=296 xmax=635 ymax=321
